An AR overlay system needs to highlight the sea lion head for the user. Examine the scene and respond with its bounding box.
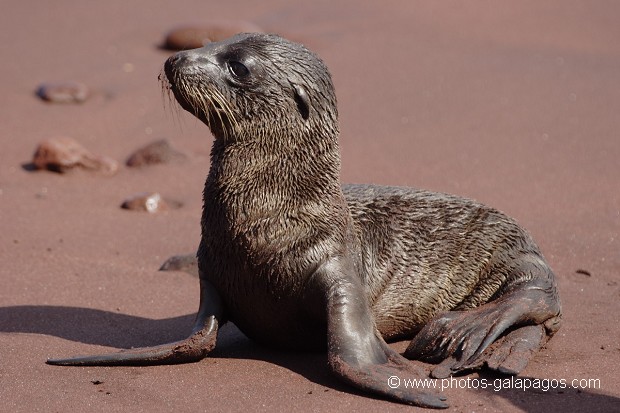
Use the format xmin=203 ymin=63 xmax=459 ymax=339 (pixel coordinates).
xmin=161 ymin=33 xmax=338 ymax=144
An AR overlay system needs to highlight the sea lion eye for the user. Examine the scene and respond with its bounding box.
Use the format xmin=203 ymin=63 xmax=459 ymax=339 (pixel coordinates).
xmin=228 ymin=61 xmax=250 ymax=78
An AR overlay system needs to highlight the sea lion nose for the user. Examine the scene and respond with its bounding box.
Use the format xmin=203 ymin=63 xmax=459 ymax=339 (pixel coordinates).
xmin=164 ymin=49 xmax=218 ymax=79
xmin=166 ymin=49 xmax=203 ymax=68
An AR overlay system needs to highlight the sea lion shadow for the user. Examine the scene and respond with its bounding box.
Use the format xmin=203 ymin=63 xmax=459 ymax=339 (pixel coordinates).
xmin=213 ymin=322 xmax=346 ymax=391
xmin=0 ymin=305 xmax=345 ymax=391
xmin=215 ymin=330 xmax=620 ymax=410
xmin=473 ymin=371 xmax=620 ymax=412
xmin=0 ymin=305 xmax=193 ymax=349
xmin=3 ymin=305 xmax=616 ymax=409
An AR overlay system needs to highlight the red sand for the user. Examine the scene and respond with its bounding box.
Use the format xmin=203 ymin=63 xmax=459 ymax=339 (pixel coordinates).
xmin=1 ymin=1 xmax=619 ymax=412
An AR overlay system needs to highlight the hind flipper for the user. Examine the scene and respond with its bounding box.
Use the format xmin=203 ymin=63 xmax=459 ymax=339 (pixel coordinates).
xmin=428 ymin=324 xmax=546 ymax=378
xmin=404 ymin=277 xmax=561 ymax=378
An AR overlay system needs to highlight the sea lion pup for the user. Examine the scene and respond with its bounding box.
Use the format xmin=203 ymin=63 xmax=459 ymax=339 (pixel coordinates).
xmin=48 ymin=33 xmax=562 ymax=408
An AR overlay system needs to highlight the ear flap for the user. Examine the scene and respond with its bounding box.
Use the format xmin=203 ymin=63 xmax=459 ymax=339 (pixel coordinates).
xmin=293 ymin=83 xmax=310 ymax=120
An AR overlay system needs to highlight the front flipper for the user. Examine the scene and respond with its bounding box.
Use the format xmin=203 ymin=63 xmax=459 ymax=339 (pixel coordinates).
xmin=319 ymin=258 xmax=448 ymax=409
xmin=47 ymin=278 xmax=224 ymax=366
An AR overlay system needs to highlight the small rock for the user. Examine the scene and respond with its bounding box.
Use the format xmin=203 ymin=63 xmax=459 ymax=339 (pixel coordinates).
xmin=159 ymin=254 xmax=199 ymax=277
xmin=162 ymin=22 xmax=263 ymax=50
xmin=36 ymin=81 xmax=89 ymax=103
xmin=126 ymin=139 xmax=186 ymax=167
xmin=575 ymin=269 xmax=591 ymax=277
xmin=31 ymin=137 xmax=119 ymax=174
xmin=121 ymin=192 xmax=182 ymax=213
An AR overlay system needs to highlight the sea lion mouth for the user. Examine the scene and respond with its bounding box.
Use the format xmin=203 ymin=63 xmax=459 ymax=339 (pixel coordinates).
xmin=160 ymin=53 xmax=238 ymax=140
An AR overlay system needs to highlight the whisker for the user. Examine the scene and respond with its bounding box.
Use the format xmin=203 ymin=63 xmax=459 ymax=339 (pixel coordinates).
xmin=162 ymin=65 xmax=239 ymax=141
xmin=160 ymin=68 xmax=185 ymax=128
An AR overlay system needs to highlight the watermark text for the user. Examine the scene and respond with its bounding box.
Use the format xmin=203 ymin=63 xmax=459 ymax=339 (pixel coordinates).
xmin=387 ymin=375 xmax=601 ymax=393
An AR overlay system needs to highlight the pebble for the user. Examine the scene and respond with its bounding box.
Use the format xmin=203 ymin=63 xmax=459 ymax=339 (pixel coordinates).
xmin=31 ymin=137 xmax=119 ymax=174
xmin=121 ymin=192 xmax=182 ymax=213
xmin=162 ymin=22 xmax=263 ymax=50
xmin=126 ymin=139 xmax=186 ymax=167
xmin=36 ymin=81 xmax=89 ymax=103
xmin=159 ymin=254 xmax=199 ymax=277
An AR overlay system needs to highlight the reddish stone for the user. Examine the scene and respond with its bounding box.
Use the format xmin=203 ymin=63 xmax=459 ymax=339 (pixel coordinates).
xmin=31 ymin=137 xmax=118 ymax=174
xmin=162 ymin=22 xmax=263 ymax=50
xmin=121 ymin=192 xmax=183 ymax=212
xmin=126 ymin=139 xmax=186 ymax=167
xmin=36 ymin=81 xmax=89 ymax=103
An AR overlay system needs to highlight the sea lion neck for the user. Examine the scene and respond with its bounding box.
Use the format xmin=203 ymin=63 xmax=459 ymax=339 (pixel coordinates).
xmin=201 ymin=127 xmax=350 ymax=260
xmin=205 ymin=129 xmax=343 ymax=211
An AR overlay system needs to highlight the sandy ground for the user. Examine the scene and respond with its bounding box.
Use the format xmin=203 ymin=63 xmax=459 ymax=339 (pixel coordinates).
xmin=1 ymin=1 xmax=619 ymax=412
